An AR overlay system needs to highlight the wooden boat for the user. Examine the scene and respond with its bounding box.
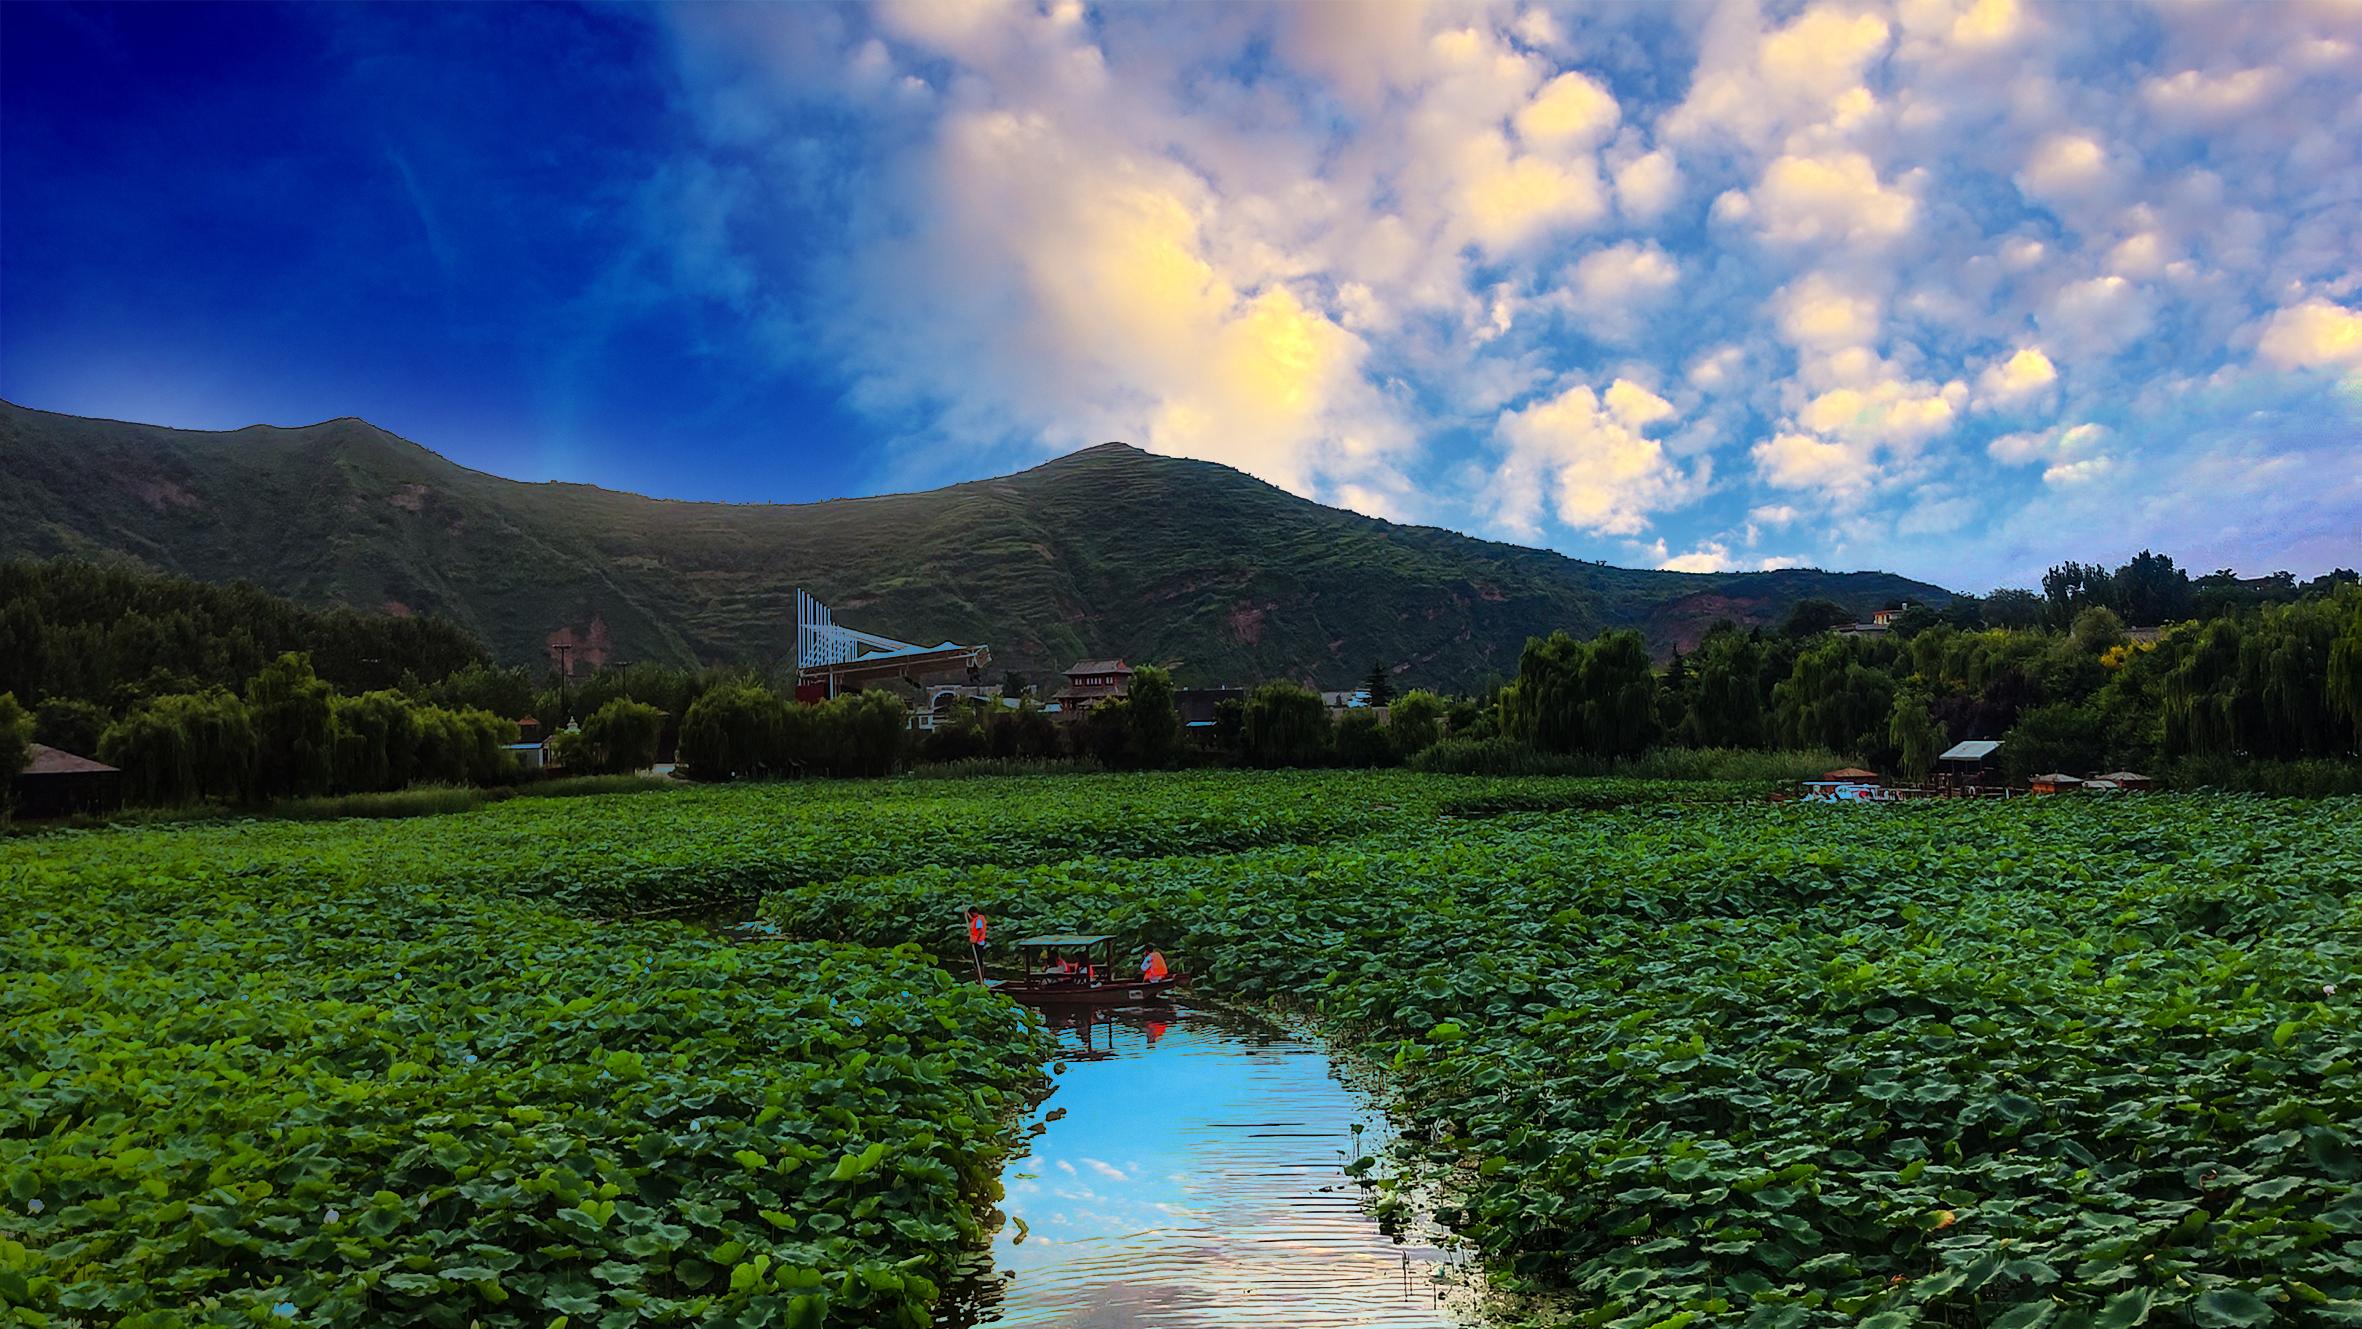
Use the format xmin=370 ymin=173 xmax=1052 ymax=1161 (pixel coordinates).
xmin=984 ymin=933 xmax=1186 ymax=1007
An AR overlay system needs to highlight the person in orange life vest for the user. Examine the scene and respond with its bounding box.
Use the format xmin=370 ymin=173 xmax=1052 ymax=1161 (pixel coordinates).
xmin=1140 ymin=947 xmax=1169 ymax=982
xmin=963 ymin=908 xmax=987 ymax=982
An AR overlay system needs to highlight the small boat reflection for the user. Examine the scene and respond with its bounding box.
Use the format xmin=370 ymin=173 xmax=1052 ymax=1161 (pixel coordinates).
xmin=1041 ymin=1004 xmax=1174 ymax=1062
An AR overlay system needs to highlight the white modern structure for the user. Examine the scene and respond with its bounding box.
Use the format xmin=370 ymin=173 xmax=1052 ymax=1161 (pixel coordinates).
xmin=794 ymin=589 xmax=990 ymax=699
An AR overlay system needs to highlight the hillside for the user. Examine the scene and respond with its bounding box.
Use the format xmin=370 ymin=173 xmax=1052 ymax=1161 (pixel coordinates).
xmin=0 ymin=401 xmax=1946 ymax=688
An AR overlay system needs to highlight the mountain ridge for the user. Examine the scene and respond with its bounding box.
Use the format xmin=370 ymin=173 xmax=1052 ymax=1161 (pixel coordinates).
xmin=0 ymin=399 xmax=1950 ymax=688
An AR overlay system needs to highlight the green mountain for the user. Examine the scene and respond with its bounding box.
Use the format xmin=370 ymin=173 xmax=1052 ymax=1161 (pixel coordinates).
xmin=0 ymin=401 xmax=1947 ymax=689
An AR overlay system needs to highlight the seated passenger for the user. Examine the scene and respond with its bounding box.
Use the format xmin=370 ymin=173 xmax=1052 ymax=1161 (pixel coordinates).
xmin=1141 ymin=947 xmax=1169 ymax=982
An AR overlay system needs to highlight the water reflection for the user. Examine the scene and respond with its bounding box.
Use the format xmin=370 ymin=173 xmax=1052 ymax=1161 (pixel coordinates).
xmin=948 ymin=1004 xmax=1466 ymax=1329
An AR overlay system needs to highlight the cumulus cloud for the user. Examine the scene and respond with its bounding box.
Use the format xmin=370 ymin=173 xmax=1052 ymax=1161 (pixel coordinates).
xmin=1976 ymin=346 xmax=2058 ymax=407
xmin=1752 ymin=431 xmax=1872 ymax=495
xmin=1516 ymin=70 xmax=1619 ymax=146
xmin=1658 ymin=540 xmax=1736 ymax=572
xmin=1611 ymin=148 xmax=1681 ymax=221
xmin=1493 ymin=379 xmax=1699 ymax=537
xmin=1742 ymin=152 xmax=1918 ymax=246
xmin=2257 ymin=299 xmax=2362 ymax=370
xmin=2016 ymin=132 xmax=2110 ymax=200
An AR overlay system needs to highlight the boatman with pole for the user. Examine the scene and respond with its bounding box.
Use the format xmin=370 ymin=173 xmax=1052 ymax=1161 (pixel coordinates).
xmin=965 ymin=907 xmax=988 ymax=984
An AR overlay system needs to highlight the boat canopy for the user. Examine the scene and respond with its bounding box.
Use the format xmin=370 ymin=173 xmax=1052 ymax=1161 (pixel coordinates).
xmin=1014 ymin=934 xmax=1115 ymax=948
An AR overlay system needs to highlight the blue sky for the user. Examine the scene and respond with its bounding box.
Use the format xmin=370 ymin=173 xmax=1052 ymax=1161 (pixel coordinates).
xmin=4 ymin=1 xmax=2357 ymax=590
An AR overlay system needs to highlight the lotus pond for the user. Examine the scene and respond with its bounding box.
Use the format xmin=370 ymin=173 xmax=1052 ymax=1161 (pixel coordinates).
xmin=4 ymin=771 xmax=2358 ymax=1327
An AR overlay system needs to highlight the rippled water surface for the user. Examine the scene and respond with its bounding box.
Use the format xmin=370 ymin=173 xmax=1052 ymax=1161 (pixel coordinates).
xmin=947 ymin=1003 xmax=1466 ymax=1329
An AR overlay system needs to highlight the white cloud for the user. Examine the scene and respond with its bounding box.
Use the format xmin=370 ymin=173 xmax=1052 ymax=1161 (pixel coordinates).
xmin=1989 ymin=421 xmax=2110 ymax=467
xmin=2256 ymin=299 xmax=2362 ymax=370
xmin=1798 ymin=378 xmax=1960 ymax=447
xmin=2043 ymin=455 xmax=2116 ymax=486
xmin=1492 ymin=380 xmax=1699 ymax=536
xmin=1568 ymin=242 xmax=1679 ymax=309
xmin=1975 ymin=346 xmax=2057 ymax=407
xmin=1611 ymin=148 xmax=1680 ymax=221
xmin=2142 ymin=67 xmax=2282 ymax=121
xmin=2040 ymin=275 xmax=2154 ymax=356
xmin=1743 ymin=152 xmax=1918 ymax=246
xmin=1658 ymin=540 xmax=1736 ymax=573
xmin=1688 ymin=345 xmax=1746 ymax=391
xmin=1603 ymin=378 xmax=1675 ymax=430
xmin=2016 ymin=132 xmax=2109 ymax=200
xmin=1453 ymin=131 xmax=1610 ymax=253
xmin=1516 ymin=70 xmax=1619 ymax=146
xmin=1775 ymin=272 xmax=1881 ymax=350
xmin=1749 ymin=502 xmax=1801 ymax=527
xmin=1752 ymin=430 xmax=1873 ymax=494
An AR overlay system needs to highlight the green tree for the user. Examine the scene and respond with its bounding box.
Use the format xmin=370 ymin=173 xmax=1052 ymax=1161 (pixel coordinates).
xmin=100 ymin=690 xmax=257 ymax=806
xmin=1332 ymin=710 xmax=1395 ymax=767
xmin=1211 ymin=697 xmax=1245 ymax=749
xmin=32 ymin=697 xmax=110 ymax=757
xmin=560 ymin=698 xmax=666 ymax=775
xmin=1682 ymin=626 xmax=1767 ymax=748
xmin=1887 ymin=686 xmax=1944 ymax=780
xmin=425 ymin=662 xmax=536 ymax=720
xmin=410 ymin=705 xmax=516 ymax=785
xmin=1387 ymin=690 xmax=1446 ymax=757
xmin=2070 ymin=605 xmax=2128 ymax=654
xmin=247 ymin=653 xmax=335 ymax=798
xmin=1980 ymin=588 xmax=2045 ymax=630
xmin=1773 ymin=637 xmax=1897 ymax=759
xmin=2003 ymin=702 xmax=2107 ymax=781
xmin=2111 ymin=550 xmax=2193 ymax=626
xmin=679 ymin=683 xmax=787 ymax=780
xmin=1242 ymin=682 xmax=1330 ymax=768
xmin=1781 ymin=598 xmax=1855 ymax=638
xmin=1361 ymin=660 xmax=1395 ymax=708
xmin=1500 ymin=630 xmax=1659 ymax=759
xmin=1001 ymin=670 xmax=1028 ymax=698
xmin=1125 ymin=665 xmax=1182 ymax=769
xmin=331 ymin=690 xmax=419 ymax=792
xmin=0 ymin=693 xmax=30 ymax=817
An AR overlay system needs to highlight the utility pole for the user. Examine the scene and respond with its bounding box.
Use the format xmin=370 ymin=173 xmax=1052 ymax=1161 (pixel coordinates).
xmin=552 ymin=643 xmax=575 ymax=723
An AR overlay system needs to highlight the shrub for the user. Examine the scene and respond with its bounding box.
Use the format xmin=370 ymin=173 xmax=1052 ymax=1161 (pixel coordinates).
xmin=1408 ymin=737 xmax=1596 ymax=777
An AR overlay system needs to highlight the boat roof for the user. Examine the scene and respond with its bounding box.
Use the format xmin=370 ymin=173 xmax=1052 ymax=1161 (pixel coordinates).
xmin=1014 ymin=933 xmax=1114 ymax=947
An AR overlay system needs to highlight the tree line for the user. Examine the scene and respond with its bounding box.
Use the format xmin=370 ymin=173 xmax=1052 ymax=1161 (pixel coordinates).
xmin=6 ymin=549 xmax=2358 ymax=812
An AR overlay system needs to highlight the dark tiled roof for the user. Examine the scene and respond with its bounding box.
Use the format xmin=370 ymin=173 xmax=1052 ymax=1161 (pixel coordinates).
xmin=1064 ymin=659 xmax=1133 ymax=676
xmin=21 ymin=743 xmax=118 ymax=777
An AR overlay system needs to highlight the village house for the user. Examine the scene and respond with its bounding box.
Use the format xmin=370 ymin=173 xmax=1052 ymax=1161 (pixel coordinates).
xmin=12 ymin=743 xmax=122 ymax=818
xmin=1053 ymin=659 xmax=1134 ymax=716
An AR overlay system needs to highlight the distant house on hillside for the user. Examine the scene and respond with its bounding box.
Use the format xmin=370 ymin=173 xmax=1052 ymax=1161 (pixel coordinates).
xmin=13 ymin=744 xmax=121 ymax=818
xmin=1054 ymin=660 xmax=1134 ymax=715
xmin=1837 ymin=603 xmax=1910 ymax=636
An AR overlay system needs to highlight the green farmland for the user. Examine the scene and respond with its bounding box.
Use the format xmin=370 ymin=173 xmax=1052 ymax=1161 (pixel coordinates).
xmin=5 ymin=772 xmax=2358 ymax=1327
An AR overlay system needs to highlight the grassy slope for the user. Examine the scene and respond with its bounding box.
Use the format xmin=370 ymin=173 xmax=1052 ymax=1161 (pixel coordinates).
xmin=0 ymin=400 xmax=1947 ymax=687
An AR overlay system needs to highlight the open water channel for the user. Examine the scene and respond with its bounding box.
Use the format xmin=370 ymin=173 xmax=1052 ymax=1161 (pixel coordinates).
xmin=702 ymin=914 xmax=1469 ymax=1324
xmin=943 ymin=1003 xmax=1470 ymax=1329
